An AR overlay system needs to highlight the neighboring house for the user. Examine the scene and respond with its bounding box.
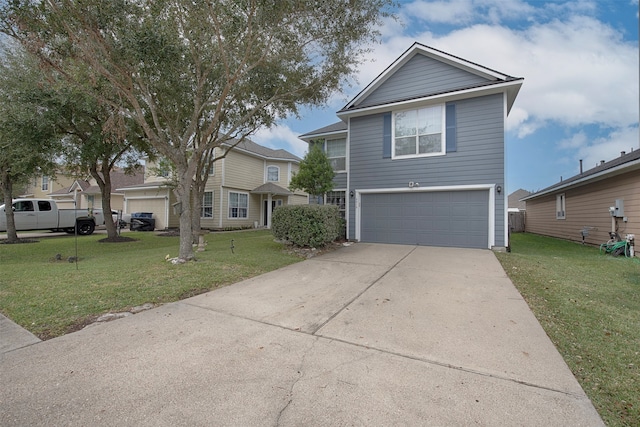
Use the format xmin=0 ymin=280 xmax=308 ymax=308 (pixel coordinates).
xmin=522 ymin=150 xmax=640 ymax=249
xmin=508 ymin=189 xmax=530 ymax=212
xmin=31 ymin=168 xmax=145 ymax=211
xmin=507 ymin=189 xmax=530 ymax=233
xmin=117 ymin=139 xmax=306 ymax=230
xmin=20 ymin=173 xmax=76 ymax=200
xmin=300 ymin=42 xmax=523 ymax=249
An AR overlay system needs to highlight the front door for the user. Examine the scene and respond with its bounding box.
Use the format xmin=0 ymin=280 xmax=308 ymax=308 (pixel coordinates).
xmin=263 ymin=199 xmax=282 ymax=226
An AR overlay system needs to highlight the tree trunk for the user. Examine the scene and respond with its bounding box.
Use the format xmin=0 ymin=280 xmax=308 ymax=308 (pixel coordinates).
xmin=99 ymin=179 xmax=117 ymax=239
xmin=90 ymin=165 xmax=118 ymax=239
xmin=1 ymin=173 xmax=19 ymax=243
xmin=191 ymin=191 xmax=202 ymax=245
xmin=174 ymin=169 xmax=194 ymax=261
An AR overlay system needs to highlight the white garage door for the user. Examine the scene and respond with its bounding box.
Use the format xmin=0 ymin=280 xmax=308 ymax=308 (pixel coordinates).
xmin=127 ymin=199 xmax=167 ymax=229
xmin=360 ymin=190 xmax=489 ymax=248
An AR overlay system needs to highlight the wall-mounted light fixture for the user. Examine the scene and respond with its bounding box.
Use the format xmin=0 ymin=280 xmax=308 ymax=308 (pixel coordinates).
xmin=350 ymin=190 xmax=354 ymax=198
xmin=496 ymin=185 xmax=502 ymax=194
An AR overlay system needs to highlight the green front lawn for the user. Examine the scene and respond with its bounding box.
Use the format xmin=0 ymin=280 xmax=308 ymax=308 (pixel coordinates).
xmin=0 ymin=230 xmax=302 ymax=339
xmin=495 ymin=233 xmax=639 ymax=427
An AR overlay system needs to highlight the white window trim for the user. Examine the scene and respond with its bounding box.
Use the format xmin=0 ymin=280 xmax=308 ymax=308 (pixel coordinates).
xmin=201 ymin=191 xmax=213 ymax=219
xmin=267 ymin=165 xmax=280 ymax=182
xmin=326 ymin=138 xmax=347 ymax=173
xmin=41 ymin=176 xmax=49 ymax=191
xmin=228 ymin=191 xmax=249 ymax=219
xmin=391 ymin=104 xmax=446 ymax=160
xmin=556 ymin=193 xmax=566 ymax=220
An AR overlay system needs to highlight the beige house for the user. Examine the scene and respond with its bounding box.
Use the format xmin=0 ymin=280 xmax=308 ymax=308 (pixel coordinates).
xmin=522 ymin=150 xmax=640 ymax=251
xmin=20 ymin=169 xmax=143 ymax=212
xmin=43 ymin=169 xmax=143 ymax=212
xmin=21 ymin=173 xmax=76 ymax=201
xmin=118 ymin=139 xmax=307 ymax=230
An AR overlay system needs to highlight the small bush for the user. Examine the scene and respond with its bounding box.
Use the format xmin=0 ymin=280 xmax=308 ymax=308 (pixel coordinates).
xmin=272 ymin=205 xmax=341 ymax=247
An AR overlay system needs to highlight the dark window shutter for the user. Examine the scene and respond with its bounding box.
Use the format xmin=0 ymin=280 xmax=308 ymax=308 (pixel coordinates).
xmin=382 ymin=112 xmax=391 ymax=158
xmin=446 ymin=104 xmax=457 ymax=153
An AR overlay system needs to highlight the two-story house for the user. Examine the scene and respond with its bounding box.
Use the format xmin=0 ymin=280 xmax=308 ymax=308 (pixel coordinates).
xmin=20 ymin=168 xmax=143 ymax=212
xmin=117 ymin=139 xmax=307 ymax=230
xmin=20 ymin=173 xmax=76 ymax=202
xmin=300 ymin=42 xmax=523 ymax=249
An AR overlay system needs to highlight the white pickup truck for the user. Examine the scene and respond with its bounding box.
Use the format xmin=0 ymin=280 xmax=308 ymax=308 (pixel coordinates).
xmin=0 ymin=199 xmax=105 ymax=235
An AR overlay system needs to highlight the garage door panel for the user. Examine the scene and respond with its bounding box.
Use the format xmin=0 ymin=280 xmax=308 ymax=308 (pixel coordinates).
xmin=361 ymin=190 xmax=489 ymax=249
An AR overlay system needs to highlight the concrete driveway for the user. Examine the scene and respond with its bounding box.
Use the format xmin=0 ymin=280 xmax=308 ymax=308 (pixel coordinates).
xmin=0 ymin=243 xmax=603 ymax=426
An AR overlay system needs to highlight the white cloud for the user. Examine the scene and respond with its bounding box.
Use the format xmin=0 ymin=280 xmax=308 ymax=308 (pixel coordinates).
xmin=376 ymin=7 xmax=639 ymax=139
xmin=252 ymin=125 xmax=309 ymax=158
xmin=404 ymin=0 xmax=475 ymax=24
xmin=403 ymin=0 xmax=536 ymax=25
xmin=558 ymin=131 xmax=588 ymax=150
xmin=575 ymin=125 xmax=640 ymax=170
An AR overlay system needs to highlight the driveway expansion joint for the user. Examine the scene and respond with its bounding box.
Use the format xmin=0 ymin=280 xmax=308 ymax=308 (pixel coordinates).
xmin=308 ymin=247 xmax=418 ymax=335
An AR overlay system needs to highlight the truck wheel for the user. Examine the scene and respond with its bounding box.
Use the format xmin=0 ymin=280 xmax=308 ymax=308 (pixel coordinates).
xmin=77 ymin=221 xmax=95 ymax=235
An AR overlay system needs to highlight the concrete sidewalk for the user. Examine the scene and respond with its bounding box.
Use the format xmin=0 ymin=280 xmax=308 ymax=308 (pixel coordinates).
xmin=0 ymin=244 xmax=603 ymax=426
xmin=0 ymin=313 xmax=41 ymax=354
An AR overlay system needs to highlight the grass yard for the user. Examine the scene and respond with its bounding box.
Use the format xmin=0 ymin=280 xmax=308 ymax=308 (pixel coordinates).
xmin=0 ymin=230 xmax=303 ymax=340
xmin=495 ymin=233 xmax=639 ymax=427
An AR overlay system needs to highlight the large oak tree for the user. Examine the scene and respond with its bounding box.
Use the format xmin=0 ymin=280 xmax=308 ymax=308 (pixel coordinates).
xmin=0 ymin=43 xmax=61 ymax=242
xmin=1 ymin=0 xmax=394 ymax=260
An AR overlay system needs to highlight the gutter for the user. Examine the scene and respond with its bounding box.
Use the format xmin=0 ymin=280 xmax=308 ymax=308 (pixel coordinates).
xmin=522 ymin=158 xmax=640 ymax=201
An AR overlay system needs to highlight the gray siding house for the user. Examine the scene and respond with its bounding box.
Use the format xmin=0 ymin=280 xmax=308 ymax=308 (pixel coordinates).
xmin=300 ymin=43 xmax=523 ymax=249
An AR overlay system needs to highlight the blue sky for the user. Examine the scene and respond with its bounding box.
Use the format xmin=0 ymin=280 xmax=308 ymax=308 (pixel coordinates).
xmin=253 ymin=0 xmax=639 ymax=194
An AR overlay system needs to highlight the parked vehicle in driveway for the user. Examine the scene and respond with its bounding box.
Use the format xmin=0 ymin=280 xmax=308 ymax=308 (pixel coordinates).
xmin=0 ymin=199 xmax=105 ymax=235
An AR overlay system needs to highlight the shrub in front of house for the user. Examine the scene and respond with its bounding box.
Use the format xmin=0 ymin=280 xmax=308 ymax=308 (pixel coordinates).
xmin=272 ymin=205 xmax=341 ymax=247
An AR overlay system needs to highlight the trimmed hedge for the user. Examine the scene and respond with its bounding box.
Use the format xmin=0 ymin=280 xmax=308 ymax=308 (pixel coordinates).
xmin=272 ymin=204 xmax=341 ymax=247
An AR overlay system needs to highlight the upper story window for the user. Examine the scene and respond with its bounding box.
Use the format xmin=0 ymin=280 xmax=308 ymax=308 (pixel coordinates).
xmin=556 ymin=193 xmax=566 ymax=219
xmin=267 ymin=165 xmax=279 ymax=182
xmin=310 ymin=138 xmax=346 ymax=172
xmin=326 ymin=138 xmax=346 ymax=172
xmin=41 ymin=176 xmax=49 ymax=191
xmin=393 ymin=105 xmax=445 ymax=159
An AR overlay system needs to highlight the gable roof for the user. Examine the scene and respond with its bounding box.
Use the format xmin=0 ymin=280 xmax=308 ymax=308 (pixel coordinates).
xmin=299 ymin=121 xmax=348 ymax=140
xmin=508 ymin=189 xmax=531 ymax=210
xmin=48 ymin=168 xmax=145 ymax=196
xmin=83 ymin=168 xmax=145 ymax=194
xmin=251 ymin=182 xmax=292 ymax=196
xmin=222 ymin=138 xmax=301 ymax=162
xmin=338 ymin=42 xmax=523 ymax=118
xmin=49 ymin=180 xmax=91 ymax=196
xmin=523 ymin=150 xmax=640 ymax=201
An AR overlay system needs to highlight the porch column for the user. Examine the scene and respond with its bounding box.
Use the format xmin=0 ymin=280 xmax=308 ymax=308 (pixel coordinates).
xmin=267 ymin=193 xmax=273 ymax=229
